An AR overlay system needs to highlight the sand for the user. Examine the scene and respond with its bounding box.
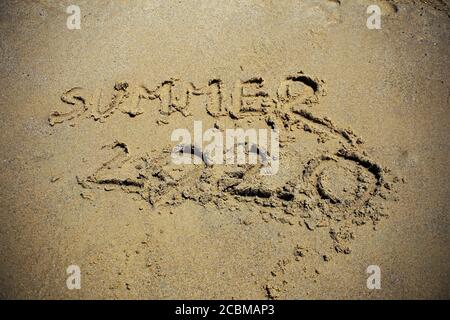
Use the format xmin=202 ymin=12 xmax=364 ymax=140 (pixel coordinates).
xmin=0 ymin=0 xmax=448 ymax=299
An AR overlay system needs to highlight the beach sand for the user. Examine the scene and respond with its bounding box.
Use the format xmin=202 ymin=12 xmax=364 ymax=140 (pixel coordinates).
xmin=0 ymin=0 xmax=448 ymax=299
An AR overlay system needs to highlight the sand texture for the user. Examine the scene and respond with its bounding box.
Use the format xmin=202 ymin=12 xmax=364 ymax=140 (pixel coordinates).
xmin=0 ymin=0 xmax=448 ymax=299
